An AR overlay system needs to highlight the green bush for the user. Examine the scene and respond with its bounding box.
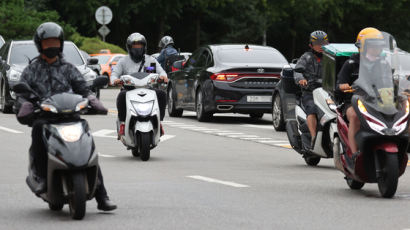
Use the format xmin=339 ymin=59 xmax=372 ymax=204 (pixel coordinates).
xmin=70 ymin=33 xmax=126 ymax=54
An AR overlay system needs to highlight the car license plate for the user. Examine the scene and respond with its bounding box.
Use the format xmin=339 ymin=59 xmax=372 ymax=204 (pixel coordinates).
xmin=247 ymin=96 xmax=272 ymax=103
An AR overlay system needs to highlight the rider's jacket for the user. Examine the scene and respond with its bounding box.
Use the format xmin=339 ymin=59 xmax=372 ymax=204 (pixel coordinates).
xmin=110 ymin=54 xmax=167 ymax=85
xmin=294 ymin=51 xmax=322 ymax=93
xmin=337 ymin=53 xmax=360 ymax=104
xmin=157 ymin=46 xmax=178 ymax=69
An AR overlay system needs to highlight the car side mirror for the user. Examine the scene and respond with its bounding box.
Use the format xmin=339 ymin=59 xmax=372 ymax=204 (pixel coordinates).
xmin=173 ymin=60 xmax=184 ymax=69
xmin=87 ymin=57 xmax=98 ymax=65
xmin=93 ymin=75 xmax=109 ymax=88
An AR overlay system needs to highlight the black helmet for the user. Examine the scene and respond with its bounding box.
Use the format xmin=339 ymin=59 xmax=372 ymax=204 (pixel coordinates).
xmin=158 ymin=36 xmax=174 ymax=49
xmin=34 ymin=22 xmax=64 ymax=53
xmin=126 ymin=33 xmax=147 ymax=52
xmin=309 ymin=30 xmax=328 ymax=45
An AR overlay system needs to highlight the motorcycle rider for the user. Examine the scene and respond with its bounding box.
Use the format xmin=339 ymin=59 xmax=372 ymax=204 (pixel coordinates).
xmin=111 ymin=33 xmax=168 ymax=138
xmin=157 ymin=35 xmax=178 ymax=69
xmin=294 ymin=30 xmax=329 ymax=148
xmin=16 ymin=22 xmax=117 ymax=211
xmin=337 ymin=27 xmax=384 ymax=156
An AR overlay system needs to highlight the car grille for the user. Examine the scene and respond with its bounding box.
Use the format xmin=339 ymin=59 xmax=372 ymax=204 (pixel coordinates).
xmin=229 ymin=77 xmax=279 ymax=89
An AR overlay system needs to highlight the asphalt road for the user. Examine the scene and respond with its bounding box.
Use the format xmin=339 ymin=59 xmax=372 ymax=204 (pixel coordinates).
xmin=1 ymin=89 xmax=410 ymax=230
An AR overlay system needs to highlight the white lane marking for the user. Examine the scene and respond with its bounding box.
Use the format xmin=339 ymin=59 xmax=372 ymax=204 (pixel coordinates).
xmin=92 ymin=129 xmax=176 ymax=142
xmin=92 ymin=129 xmax=117 ymax=138
xmin=242 ymin=124 xmax=274 ymax=130
xmin=227 ymin=135 xmax=259 ymax=138
xmin=0 ymin=126 xmax=23 ymax=134
xmin=240 ymin=137 xmax=272 ymax=140
xmin=257 ymin=140 xmax=289 ymax=143
xmin=187 ymin=175 xmax=249 ymax=188
xmin=98 ymin=152 xmax=116 ymax=158
xmin=160 ymin=135 xmax=175 ymax=142
xmin=217 ymin=132 xmax=244 ymax=136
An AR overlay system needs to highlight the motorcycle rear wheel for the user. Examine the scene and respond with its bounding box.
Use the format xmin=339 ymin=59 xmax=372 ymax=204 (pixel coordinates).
xmin=377 ymin=154 xmax=399 ymax=198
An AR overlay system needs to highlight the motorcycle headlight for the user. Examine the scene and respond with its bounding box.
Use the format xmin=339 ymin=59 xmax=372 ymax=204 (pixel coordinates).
xmin=75 ymin=99 xmax=89 ymax=112
xmin=9 ymin=69 xmax=21 ymax=81
xmin=56 ymin=123 xmax=83 ymax=142
xmin=41 ymin=103 xmax=58 ymax=113
xmin=131 ymin=100 xmax=154 ymax=116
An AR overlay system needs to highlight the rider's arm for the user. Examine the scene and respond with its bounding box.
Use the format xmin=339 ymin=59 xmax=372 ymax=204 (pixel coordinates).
xmin=294 ymin=53 xmax=310 ymax=84
xmin=110 ymin=58 xmax=125 ymax=85
xmin=337 ymin=59 xmax=354 ymax=91
xmin=157 ymin=49 xmax=165 ymax=66
xmin=67 ymin=63 xmax=91 ymax=97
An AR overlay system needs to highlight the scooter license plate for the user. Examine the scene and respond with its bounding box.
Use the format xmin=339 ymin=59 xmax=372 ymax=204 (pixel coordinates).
xmin=247 ymin=96 xmax=272 ymax=103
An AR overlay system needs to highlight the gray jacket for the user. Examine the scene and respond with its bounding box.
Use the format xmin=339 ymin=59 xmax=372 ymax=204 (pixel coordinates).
xmin=111 ymin=54 xmax=167 ymax=85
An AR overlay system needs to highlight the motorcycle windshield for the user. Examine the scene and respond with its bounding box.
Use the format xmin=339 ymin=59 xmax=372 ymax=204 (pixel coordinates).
xmin=353 ymin=32 xmax=406 ymax=115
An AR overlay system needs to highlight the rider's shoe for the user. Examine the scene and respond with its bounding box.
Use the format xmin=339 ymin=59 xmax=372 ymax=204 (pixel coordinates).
xmin=97 ymin=197 xmax=117 ymax=211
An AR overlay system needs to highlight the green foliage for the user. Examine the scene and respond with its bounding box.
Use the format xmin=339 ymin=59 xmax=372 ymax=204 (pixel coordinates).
xmin=70 ymin=33 xmax=126 ymax=54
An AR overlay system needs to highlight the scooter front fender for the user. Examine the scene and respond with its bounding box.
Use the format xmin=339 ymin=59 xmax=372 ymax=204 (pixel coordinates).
xmin=135 ymin=121 xmax=154 ymax=133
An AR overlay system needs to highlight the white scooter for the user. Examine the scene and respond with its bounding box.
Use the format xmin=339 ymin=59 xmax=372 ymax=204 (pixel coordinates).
xmin=117 ymin=72 xmax=162 ymax=161
xmin=286 ymin=78 xmax=338 ymax=166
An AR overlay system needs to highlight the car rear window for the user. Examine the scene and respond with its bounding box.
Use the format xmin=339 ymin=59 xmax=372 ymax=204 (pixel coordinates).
xmin=9 ymin=42 xmax=84 ymax=66
xmin=95 ymin=55 xmax=111 ymax=64
xmin=217 ymin=48 xmax=287 ymax=65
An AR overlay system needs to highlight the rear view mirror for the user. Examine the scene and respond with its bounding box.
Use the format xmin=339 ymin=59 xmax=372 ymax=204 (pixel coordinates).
xmin=87 ymin=57 xmax=98 ymax=65
xmin=93 ymin=76 xmax=109 ymax=88
xmin=173 ymin=60 xmax=184 ymax=69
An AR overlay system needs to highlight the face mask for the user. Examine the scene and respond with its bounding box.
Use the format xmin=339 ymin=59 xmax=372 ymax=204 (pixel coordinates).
xmin=42 ymin=47 xmax=60 ymax=59
xmin=130 ymin=47 xmax=145 ymax=63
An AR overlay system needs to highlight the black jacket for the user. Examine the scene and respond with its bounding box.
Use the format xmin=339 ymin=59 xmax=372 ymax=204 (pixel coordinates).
xmin=294 ymin=51 xmax=322 ymax=93
xmin=336 ymin=53 xmax=360 ymax=103
xmin=16 ymin=57 xmax=91 ymax=124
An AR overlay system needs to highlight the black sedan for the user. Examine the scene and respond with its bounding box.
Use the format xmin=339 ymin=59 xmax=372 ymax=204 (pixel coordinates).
xmin=167 ymin=44 xmax=288 ymax=121
xmin=0 ymin=40 xmax=99 ymax=113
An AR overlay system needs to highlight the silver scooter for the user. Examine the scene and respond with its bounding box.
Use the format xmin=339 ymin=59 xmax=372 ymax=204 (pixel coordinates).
xmin=286 ymin=78 xmax=338 ymax=166
xmin=117 ymin=72 xmax=162 ymax=161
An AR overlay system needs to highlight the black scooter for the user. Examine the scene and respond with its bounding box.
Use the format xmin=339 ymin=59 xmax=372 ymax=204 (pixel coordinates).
xmin=13 ymin=77 xmax=108 ymax=220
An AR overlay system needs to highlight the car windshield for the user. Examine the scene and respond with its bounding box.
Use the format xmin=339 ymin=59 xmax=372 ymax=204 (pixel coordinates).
xmin=94 ymin=55 xmax=111 ymax=64
xmin=217 ymin=48 xmax=287 ymax=65
xmin=9 ymin=42 xmax=84 ymax=66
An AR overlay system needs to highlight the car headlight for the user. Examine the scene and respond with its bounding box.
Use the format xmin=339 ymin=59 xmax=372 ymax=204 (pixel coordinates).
xmin=56 ymin=123 xmax=83 ymax=142
xmin=84 ymin=70 xmax=97 ymax=81
xmin=9 ymin=69 xmax=21 ymax=81
xmin=41 ymin=103 xmax=58 ymax=113
xmin=131 ymin=100 xmax=154 ymax=116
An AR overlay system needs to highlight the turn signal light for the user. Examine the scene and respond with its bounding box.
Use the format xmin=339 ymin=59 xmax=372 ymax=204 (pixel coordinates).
xmin=210 ymin=74 xmax=239 ymax=81
xmin=357 ymin=99 xmax=367 ymax=113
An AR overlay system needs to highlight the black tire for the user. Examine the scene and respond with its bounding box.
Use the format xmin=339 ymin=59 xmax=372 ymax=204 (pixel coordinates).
xmin=167 ymin=86 xmax=183 ymax=117
xmin=377 ymin=154 xmax=399 ymax=198
xmin=68 ymin=172 xmax=87 ymax=220
xmin=139 ymin=132 xmax=151 ymax=161
xmin=48 ymin=203 xmax=64 ymax=211
xmin=196 ymin=88 xmax=212 ymax=122
xmin=103 ymin=73 xmax=109 ymax=88
xmin=132 ymin=148 xmax=140 ymax=157
xmin=346 ymin=177 xmax=365 ymax=190
xmin=272 ymin=93 xmax=285 ymax=131
xmin=250 ymin=113 xmax=264 ymax=119
xmin=304 ymin=154 xmax=321 ymax=166
xmin=0 ymin=81 xmax=12 ymax=114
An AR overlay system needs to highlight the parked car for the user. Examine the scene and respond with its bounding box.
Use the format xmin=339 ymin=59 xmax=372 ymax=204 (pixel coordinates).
xmin=90 ymin=53 xmax=125 ymax=85
xmin=0 ymin=36 xmax=4 ymax=49
xmin=167 ymin=44 xmax=288 ymax=121
xmin=80 ymin=49 xmax=101 ymax=75
xmin=0 ymin=40 xmax=100 ymax=113
xmin=271 ymin=60 xmax=298 ymax=131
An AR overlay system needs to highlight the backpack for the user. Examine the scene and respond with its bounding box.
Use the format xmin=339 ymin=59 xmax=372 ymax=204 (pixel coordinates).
xmin=164 ymin=54 xmax=185 ymax=73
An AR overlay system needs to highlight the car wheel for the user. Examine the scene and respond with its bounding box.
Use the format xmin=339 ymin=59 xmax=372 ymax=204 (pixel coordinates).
xmin=167 ymin=86 xmax=183 ymax=117
xmin=272 ymin=93 xmax=285 ymax=131
xmin=196 ymin=88 xmax=212 ymax=122
xmin=1 ymin=81 xmax=12 ymax=114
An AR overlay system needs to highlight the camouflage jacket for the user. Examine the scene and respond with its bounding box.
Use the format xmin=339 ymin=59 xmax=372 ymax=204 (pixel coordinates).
xmin=19 ymin=57 xmax=90 ymax=101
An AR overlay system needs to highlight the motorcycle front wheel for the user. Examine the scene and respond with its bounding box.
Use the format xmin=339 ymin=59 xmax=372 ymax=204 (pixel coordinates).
xmin=139 ymin=132 xmax=151 ymax=161
xmin=377 ymin=154 xmax=399 ymax=198
xmin=68 ymin=172 xmax=87 ymax=220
